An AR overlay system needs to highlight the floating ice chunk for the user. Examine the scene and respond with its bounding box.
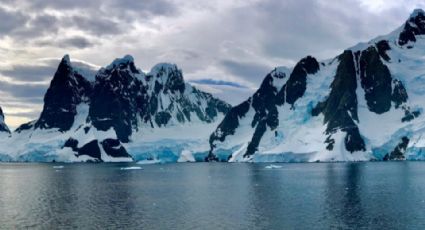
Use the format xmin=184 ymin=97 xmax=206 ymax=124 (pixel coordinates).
xmin=265 ymin=164 xmax=283 ymax=169
xmin=120 ymin=166 xmax=143 ymax=170
xmin=53 ymin=166 xmax=64 ymax=169
xmin=136 ymin=159 xmax=161 ymax=165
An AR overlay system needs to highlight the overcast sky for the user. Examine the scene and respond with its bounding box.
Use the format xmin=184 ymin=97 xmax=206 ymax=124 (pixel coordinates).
xmin=0 ymin=0 xmax=424 ymax=129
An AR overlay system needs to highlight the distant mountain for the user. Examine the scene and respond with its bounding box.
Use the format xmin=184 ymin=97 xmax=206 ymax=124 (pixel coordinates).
xmin=0 ymin=107 xmax=10 ymax=134
xmin=208 ymin=9 xmax=425 ymax=162
xmin=1 ymin=55 xmax=230 ymax=162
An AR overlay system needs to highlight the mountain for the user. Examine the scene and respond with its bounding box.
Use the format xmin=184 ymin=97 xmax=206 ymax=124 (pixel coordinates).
xmin=208 ymin=9 xmax=425 ymax=162
xmin=0 ymin=107 xmax=10 ymax=134
xmin=1 ymin=55 xmax=230 ymax=162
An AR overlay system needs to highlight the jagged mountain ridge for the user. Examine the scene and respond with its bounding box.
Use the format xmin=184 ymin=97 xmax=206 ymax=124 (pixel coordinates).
xmin=208 ymin=9 xmax=425 ymax=162
xmin=0 ymin=106 xmax=10 ymax=134
xmin=3 ymin=55 xmax=230 ymax=162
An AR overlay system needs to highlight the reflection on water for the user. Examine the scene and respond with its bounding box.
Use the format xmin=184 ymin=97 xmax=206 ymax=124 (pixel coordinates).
xmin=324 ymin=163 xmax=365 ymax=228
xmin=0 ymin=162 xmax=425 ymax=229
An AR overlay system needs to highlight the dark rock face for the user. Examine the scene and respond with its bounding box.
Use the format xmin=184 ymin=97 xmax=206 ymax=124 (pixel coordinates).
xmin=156 ymin=65 xmax=186 ymax=94
xmin=35 ymin=56 xmax=92 ymax=132
xmin=89 ymin=59 xmax=148 ymax=143
xmin=398 ymin=10 xmax=425 ymax=46
xmin=0 ymin=107 xmax=10 ymax=133
xmin=155 ymin=111 xmax=172 ymax=127
xmin=63 ymin=138 xmax=131 ymax=161
xmin=77 ymin=140 xmax=102 ymax=160
xmin=89 ymin=60 xmax=231 ymax=143
xmin=285 ymin=56 xmax=320 ymax=105
xmin=209 ymin=56 xmax=320 ymax=160
xmin=313 ymin=50 xmax=365 ymax=152
xmin=376 ymin=40 xmax=391 ymax=62
xmin=63 ymin=138 xmax=78 ymax=151
xmin=28 ymin=55 xmax=230 ymax=161
xmin=207 ymin=10 xmax=425 ymax=161
xmin=63 ymin=138 xmax=102 ymax=160
xmin=101 ymin=139 xmax=131 ymax=158
xmin=207 ymin=99 xmax=251 ymax=161
xmin=383 ymin=137 xmax=409 ymax=160
xmin=402 ymin=109 xmax=421 ymax=122
xmin=209 ymin=99 xmax=251 ymax=143
xmin=244 ymin=73 xmax=282 ymax=157
xmin=190 ymin=87 xmax=231 ymax=122
xmin=359 ymin=46 xmax=393 ymax=114
xmin=15 ymin=121 xmax=34 ymax=133
xmin=392 ymin=79 xmax=408 ymax=108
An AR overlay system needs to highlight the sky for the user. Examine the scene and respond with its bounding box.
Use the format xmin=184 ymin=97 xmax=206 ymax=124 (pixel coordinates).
xmin=0 ymin=0 xmax=424 ymax=129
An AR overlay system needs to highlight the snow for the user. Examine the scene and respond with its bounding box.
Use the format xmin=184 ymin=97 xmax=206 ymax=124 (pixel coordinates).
xmin=178 ymin=150 xmax=196 ymax=162
xmin=211 ymin=11 xmax=425 ymax=162
xmin=120 ymin=166 xmax=143 ymax=170
xmin=410 ymin=8 xmax=425 ymax=19
xmin=62 ymin=54 xmax=71 ymax=65
xmin=212 ymin=105 xmax=256 ymax=161
xmin=106 ymin=55 xmax=134 ymax=70
xmin=148 ymin=63 xmax=179 ymax=77
xmin=265 ymin=164 xmax=283 ymax=169
xmin=4 ymin=10 xmax=425 ymax=163
xmin=0 ymin=53 xmax=228 ymax=163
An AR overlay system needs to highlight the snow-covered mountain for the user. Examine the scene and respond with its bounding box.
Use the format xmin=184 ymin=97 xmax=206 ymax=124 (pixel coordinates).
xmin=208 ymin=9 xmax=425 ymax=162
xmin=0 ymin=55 xmax=230 ymax=162
xmin=0 ymin=107 xmax=10 ymax=135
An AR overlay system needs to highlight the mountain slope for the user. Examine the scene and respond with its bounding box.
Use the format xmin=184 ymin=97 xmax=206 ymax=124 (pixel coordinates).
xmin=2 ymin=55 xmax=230 ymax=162
xmin=208 ymin=9 xmax=425 ymax=162
xmin=0 ymin=107 xmax=10 ymax=134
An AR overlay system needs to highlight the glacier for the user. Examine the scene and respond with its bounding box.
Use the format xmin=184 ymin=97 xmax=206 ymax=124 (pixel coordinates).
xmin=0 ymin=54 xmax=230 ymax=163
xmin=208 ymin=9 xmax=425 ymax=163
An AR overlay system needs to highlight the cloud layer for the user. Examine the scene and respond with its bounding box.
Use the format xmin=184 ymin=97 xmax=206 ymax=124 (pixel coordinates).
xmin=0 ymin=0 xmax=424 ymax=128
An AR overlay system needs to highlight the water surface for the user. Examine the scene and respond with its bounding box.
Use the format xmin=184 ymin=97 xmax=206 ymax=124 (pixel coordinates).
xmin=0 ymin=162 xmax=425 ymax=229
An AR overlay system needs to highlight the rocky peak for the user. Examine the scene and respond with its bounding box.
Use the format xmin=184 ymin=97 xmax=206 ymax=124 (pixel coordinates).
xmin=103 ymin=55 xmax=141 ymax=77
xmin=398 ymin=8 xmax=425 ymax=46
xmin=90 ymin=56 xmax=148 ymax=143
xmin=285 ymin=56 xmax=320 ymax=105
xmin=409 ymin=8 xmax=425 ymax=19
xmin=34 ymin=55 xmax=93 ymax=131
xmin=0 ymin=107 xmax=10 ymax=134
xmin=148 ymin=63 xmax=185 ymax=94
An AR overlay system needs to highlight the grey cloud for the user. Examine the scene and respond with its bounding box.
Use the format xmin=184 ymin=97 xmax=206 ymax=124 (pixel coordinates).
xmin=65 ymin=16 xmax=122 ymax=36
xmin=193 ymin=84 xmax=255 ymax=106
xmin=35 ymin=36 xmax=95 ymax=49
xmin=60 ymin=37 xmax=94 ymax=48
xmin=260 ymin=0 xmax=417 ymax=60
xmin=220 ymin=60 xmax=271 ymax=85
xmin=0 ymin=7 xmax=28 ymax=35
xmin=13 ymin=0 xmax=101 ymax=10
xmin=15 ymin=0 xmax=178 ymax=17
xmin=0 ymin=64 xmax=56 ymax=82
xmin=189 ymin=79 xmax=248 ymax=89
xmin=4 ymin=13 xmax=61 ymax=40
xmin=0 ymin=79 xmax=47 ymax=101
xmin=104 ymin=0 xmax=178 ymax=20
xmin=1 ymin=0 xmax=425 ymax=119
xmin=4 ymin=110 xmax=40 ymax=118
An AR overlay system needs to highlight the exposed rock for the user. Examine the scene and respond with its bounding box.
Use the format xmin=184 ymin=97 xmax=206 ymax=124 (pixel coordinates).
xmin=383 ymin=137 xmax=409 ymax=160
xmin=285 ymin=56 xmax=320 ymax=106
xmin=359 ymin=46 xmax=392 ymax=114
xmin=398 ymin=9 xmax=425 ymax=46
xmin=101 ymin=139 xmax=131 ymax=158
xmin=313 ymin=50 xmax=365 ymax=152
xmin=35 ymin=55 xmax=92 ymax=132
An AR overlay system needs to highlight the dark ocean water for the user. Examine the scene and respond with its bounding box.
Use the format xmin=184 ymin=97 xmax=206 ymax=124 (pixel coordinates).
xmin=0 ymin=162 xmax=425 ymax=229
